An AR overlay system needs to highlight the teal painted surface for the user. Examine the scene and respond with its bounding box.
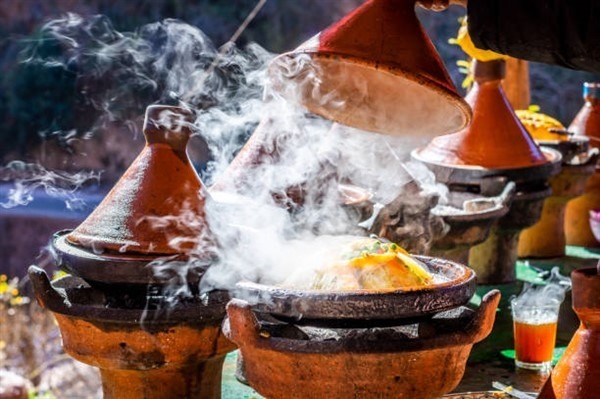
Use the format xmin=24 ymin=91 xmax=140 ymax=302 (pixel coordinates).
xmin=566 ymin=245 xmax=600 ymax=259
xmin=221 ymin=352 xmax=263 ymax=399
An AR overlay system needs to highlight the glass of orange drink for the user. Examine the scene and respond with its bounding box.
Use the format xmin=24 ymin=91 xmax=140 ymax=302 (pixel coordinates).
xmin=511 ymin=298 xmax=560 ymax=373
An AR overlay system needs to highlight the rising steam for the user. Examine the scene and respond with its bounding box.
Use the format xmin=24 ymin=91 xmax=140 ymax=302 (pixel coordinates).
xmin=512 ymin=266 xmax=571 ymax=308
xmin=0 ymin=161 xmax=100 ymax=210
xmin=14 ymin=12 xmax=451 ymax=299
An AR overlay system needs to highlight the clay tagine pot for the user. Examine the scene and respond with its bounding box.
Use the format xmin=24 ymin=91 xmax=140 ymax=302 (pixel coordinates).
xmin=565 ymin=82 xmax=600 ymax=248
xmin=570 ymin=83 xmax=600 ymax=142
xmin=235 ymin=255 xmax=477 ymax=323
xmin=54 ymin=105 xmax=212 ymax=286
xmin=537 ymin=267 xmax=600 ymax=398
xmin=210 ymin=117 xmax=280 ymax=194
xmin=412 ymin=59 xmax=561 ymax=283
xmin=67 ymin=104 xmax=208 ymax=256
xmin=30 ymin=105 xmax=236 ymax=399
xmin=210 ymin=118 xmax=373 ymax=232
xmin=429 ymin=179 xmax=514 ymax=264
xmin=268 ymin=0 xmax=471 ymax=138
xmin=518 ymin=146 xmax=598 ymax=258
xmin=416 ymin=60 xmax=547 ymax=169
xmin=224 ymin=290 xmax=500 ymax=399
xmin=29 ymin=267 xmax=234 ymax=399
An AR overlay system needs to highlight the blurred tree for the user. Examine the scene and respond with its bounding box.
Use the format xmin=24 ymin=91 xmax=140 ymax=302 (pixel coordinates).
xmin=0 ymin=0 xmax=599 ymax=161
xmin=5 ymin=30 xmax=81 ymax=156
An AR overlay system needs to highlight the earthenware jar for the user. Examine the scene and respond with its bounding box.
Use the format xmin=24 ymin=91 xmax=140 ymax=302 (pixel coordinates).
xmin=565 ymin=83 xmax=600 ymax=247
xmin=538 ymin=267 xmax=600 ymax=398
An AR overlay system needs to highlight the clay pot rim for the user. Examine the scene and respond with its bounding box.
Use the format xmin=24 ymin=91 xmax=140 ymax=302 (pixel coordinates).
xmin=223 ymin=309 xmax=482 ymax=354
xmin=572 ymin=267 xmax=600 ymax=279
xmin=433 ymin=202 xmax=508 ymax=222
xmin=535 ymin=135 xmax=588 ymax=146
xmin=53 ymin=230 xmax=214 ymax=285
xmin=535 ymin=136 xmax=591 ymax=165
xmin=224 ymin=290 xmax=500 ymax=354
xmin=234 ymin=255 xmax=477 ymax=321
xmin=432 ymin=182 xmax=514 ymax=221
xmin=269 ymin=51 xmax=472 ymax=136
xmin=239 ymin=255 xmax=473 ymax=294
xmin=411 ymin=146 xmax=560 ymax=171
xmin=411 ymin=147 xmax=562 ymax=183
xmin=28 ymin=266 xmax=228 ymax=324
xmin=57 ymin=230 xmax=177 ymax=261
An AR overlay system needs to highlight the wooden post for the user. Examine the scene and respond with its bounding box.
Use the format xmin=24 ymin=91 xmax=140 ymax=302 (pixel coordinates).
xmin=502 ymin=57 xmax=530 ymax=110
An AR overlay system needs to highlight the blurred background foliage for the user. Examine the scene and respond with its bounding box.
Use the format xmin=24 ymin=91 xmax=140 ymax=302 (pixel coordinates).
xmin=1 ymin=0 xmax=599 ymax=164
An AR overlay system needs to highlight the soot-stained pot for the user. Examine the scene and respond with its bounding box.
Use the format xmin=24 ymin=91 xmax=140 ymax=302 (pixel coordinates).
xmin=29 ymin=267 xmax=235 ymax=399
xmin=224 ymin=291 xmax=500 ymax=399
xmin=430 ymin=180 xmax=514 ymax=264
xmin=268 ymin=0 xmax=471 ymax=138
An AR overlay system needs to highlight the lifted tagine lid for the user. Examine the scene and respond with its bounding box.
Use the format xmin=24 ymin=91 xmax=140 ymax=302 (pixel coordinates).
xmin=268 ymin=0 xmax=471 ymax=139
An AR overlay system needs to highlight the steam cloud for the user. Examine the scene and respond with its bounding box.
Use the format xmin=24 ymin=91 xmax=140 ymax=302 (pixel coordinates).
xmin=14 ymin=13 xmax=451 ymax=298
xmin=0 ymin=161 xmax=100 ymax=210
xmin=513 ymin=266 xmax=572 ymax=308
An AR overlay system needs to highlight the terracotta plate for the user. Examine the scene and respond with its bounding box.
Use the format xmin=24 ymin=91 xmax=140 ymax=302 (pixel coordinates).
xmin=235 ymin=255 xmax=477 ymax=324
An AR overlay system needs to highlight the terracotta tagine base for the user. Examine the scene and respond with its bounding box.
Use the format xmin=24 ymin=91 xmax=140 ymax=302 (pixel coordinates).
xmin=224 ymin=291 xmax=500 ymax=399
xmin=565 ymin=82 xmax=600 ymax=248
xmin=469 ymin=185 xmax=551 ymax=284
xmin=429 ymin=179 xmax=514 ymax=264
xmin=538 ymin=268 xmax=600 ymax=399
xmin=519 ymin=155 xmax=597 ymax=258
xmin=565 ymin=171 xmax=600 ymax=248
xmin=29 ymin=267 xmax=235 ymax=399
xmin=413 ymin=147 xmax=560 ymax=284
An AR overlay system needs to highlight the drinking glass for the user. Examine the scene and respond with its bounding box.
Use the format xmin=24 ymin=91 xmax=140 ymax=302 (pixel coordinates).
xmin=511 ymin=298 xmax=559 ymax=373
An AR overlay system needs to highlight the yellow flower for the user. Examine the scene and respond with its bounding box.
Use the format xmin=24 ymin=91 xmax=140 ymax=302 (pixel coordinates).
xmin=449 ymin=18 xmax=508 ymax=62
xmin=10 ymin=296 xmax=24 ymax=305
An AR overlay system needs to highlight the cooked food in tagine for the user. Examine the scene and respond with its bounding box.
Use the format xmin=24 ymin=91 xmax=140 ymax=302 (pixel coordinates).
xmin=516 ymin=109 xmax=568 ymax=141
xmin=283 ymin=238 xmax=434 ymax=291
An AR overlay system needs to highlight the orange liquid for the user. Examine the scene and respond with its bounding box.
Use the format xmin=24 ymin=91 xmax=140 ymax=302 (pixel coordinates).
xmin=513 ymin=320 xmax=557 ymax=363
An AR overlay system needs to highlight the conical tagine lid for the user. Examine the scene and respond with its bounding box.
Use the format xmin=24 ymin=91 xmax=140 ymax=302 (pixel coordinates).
xmin=416 ymin=60 xmax=547 ymax=169
xmin=67 ymin=105 xmax=209 ymax=255
xmin=569 ymin=82 xmax=600 ymax=147
xmin=268 ymin=0 xmax=471 ymax=138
